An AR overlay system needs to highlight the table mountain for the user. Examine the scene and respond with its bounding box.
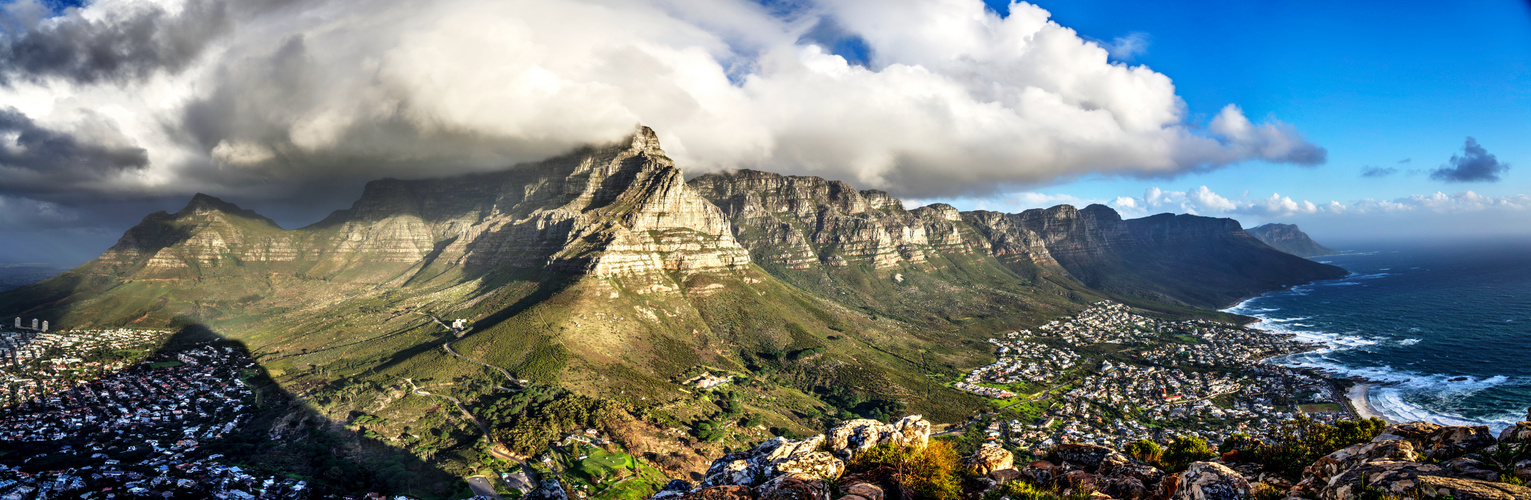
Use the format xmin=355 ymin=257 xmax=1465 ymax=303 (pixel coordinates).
xmin=1247 ymin=223 xmax=1337 ymax=258
xmin=0 ymin=126 xmax=1345 ymax=483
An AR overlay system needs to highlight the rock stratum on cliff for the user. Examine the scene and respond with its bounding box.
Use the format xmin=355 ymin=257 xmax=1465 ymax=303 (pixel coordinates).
xmin=1246 ymin=223 xmax=1337 ymax=258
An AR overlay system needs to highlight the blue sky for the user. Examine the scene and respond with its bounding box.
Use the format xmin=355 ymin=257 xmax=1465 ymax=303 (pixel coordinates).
xmin=924 ymin=0 xmax=1531 ymax=243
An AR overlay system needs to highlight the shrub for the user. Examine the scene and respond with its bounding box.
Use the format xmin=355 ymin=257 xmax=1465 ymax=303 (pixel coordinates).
xmin=1124 ymin=439 xmax=1163 ymax=465
xmin=1227 ymin=417 xmax=1387 ymax=479
xmin=983 ymin=479 xmax=1092 ymax=500
xmin=1162 ymin=436 xmax=1214 ymax=472
xmin=848 ymin=441 xmax=963 ymax=500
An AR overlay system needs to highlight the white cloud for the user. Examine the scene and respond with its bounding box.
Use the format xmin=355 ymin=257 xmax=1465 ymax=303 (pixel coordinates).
xmin=0 ymin=0 xmax=1326 ymax=203
xmin=1105 ymin=32 xmax=1151 ymax=61
xmin=1107 ymin=185 xmax=1531 ymax=222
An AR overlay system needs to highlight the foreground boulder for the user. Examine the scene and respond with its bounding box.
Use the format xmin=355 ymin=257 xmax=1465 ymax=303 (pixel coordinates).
xmin=966 ymin=445 xmax=1015 ymax=475
xmin=759 ymin=473 xmax=833 ymax=500
xmin=701 ymin=434 xmax=845 ymax=488
xmin=1054 ymin=443 xmax=1130 ymax=470
xmin=825 ymin=416 xmax=931 ymax=460
xmin=1373 ymin=422 xmax=1498 ymax=460
xmin=1319 ymin=460 xmax=1531 ymax=500
xmin=1303 ymin=439 xmax=1420 ymax=486
xmin=1502 ymin=422 xmax=1531 ymax=444
xmin=1174 ymin=462 xmax=1251 ymax=500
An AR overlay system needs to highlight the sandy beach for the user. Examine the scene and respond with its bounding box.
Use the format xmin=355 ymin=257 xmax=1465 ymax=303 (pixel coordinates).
xmin=1346 ymin=382 xmax=1392 ymax=422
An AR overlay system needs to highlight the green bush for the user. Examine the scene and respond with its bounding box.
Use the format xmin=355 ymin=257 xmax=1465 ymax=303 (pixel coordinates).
xmin=1162 ymin=436 xmax=1214 ymax=472
xmin=848 ymin=441 xmax=962 ymax=500
xmin=982 ymin=479 xmax=1092 ymax=500
xmin=1124 ymin=439 xmax=1163 ymax=465
xmin=1226 ymin=417 xmax=1387 ymax=478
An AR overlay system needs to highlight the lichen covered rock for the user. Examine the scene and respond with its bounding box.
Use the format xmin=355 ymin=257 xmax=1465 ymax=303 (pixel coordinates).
xmin=1174 ymin=462 xmax=1251 ymax=500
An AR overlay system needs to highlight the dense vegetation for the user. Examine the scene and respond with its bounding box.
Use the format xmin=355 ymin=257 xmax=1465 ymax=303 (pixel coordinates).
xmin=1224 ymin=416 xmax=1388 ymax=478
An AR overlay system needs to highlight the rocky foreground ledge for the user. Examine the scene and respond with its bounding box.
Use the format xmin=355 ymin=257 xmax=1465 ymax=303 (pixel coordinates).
xmin=648 ymin=411 xmax=1531 ymax=500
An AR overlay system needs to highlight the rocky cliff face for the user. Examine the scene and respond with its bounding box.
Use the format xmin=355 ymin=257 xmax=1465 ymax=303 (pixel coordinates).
xmin=90 ymin=127 xmax=750 ymax=281
xmin=1246 ymin=223 xmax=1336 ymax=258
xmin=689 ymin=170 xmax=971 ymax=270
xmin=692 ymin=169 xmax=1346 ymax=309
xmin=963 ymin=205 xmax=1348 ymax=308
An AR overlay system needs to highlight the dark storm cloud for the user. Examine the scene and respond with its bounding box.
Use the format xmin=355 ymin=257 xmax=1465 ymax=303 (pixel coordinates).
xmin=1361 ymin=166 xmax=1397 ymax=178
xmin=0 ymin=0 xmax=231 ymax=84
xmin=1430 ymin=137 xmax=1510 ymax=183
xmin=0 ymin=107 xmax=148 ymax=191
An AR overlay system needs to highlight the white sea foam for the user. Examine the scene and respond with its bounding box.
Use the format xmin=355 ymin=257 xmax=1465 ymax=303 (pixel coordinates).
xmin=1228 ymin=294 xmax=1525 ymax=434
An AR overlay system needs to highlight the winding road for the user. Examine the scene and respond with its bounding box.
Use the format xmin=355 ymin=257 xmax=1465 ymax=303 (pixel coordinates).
xmin=407 ymin=378 xmax=494 ymax=440
xmin=426 ymin=313 xmax=524 ymax=391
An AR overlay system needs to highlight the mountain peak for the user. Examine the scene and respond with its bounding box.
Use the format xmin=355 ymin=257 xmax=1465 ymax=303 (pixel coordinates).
xmin=1247 ymin=223 xmax=1336 ymax=258
xmin=175 ymin=193 xmax=280 ymax=227
xmin=628 ymin=125 xmax=663 ymax=155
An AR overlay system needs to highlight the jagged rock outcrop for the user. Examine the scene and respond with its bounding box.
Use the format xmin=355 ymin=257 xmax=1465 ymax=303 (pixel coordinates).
xmin=1372 ymin=422 xmax=1499 ymax=461
xmin=700 ymin=434 xmax=845 ymax=489
xmin=1290 ymin=417 xmax=1531 ymax=500
xmin=1302 ymin=439 xmax=1420 ymax=487
xmin=1174 ymin=462 xmax=1252 ymax=500
xmin=696 ymin=417 xmax=932 ymax=493
xmin=1246 ymin=223 xmax=1336 ymax=258
xmin=1501 ymin=420 xmax=1531 ymax=444
xmin=1053 ymin=443 xmax=1132 ymax=470
xmin=1317 ymin=461 xmax=1531 ymax=500
xmin=825 ymin=416 xmax=932 ymax=460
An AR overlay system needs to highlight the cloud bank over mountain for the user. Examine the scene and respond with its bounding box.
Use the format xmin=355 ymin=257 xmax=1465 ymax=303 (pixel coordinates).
xmin=0 ymin=0 xmax=1324 ymax=207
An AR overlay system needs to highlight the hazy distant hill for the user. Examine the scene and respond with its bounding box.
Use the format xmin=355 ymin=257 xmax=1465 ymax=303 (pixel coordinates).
xmin=1247 ymin=223 xmax=1337 ymax=257
xmin=0 ymin=126 xmax=1345 ymax=481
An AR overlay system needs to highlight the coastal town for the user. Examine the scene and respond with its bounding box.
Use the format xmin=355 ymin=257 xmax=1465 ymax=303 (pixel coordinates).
xmin=956 ymin=301 xmax=1350 ymax=455
xmin=0 ymin=322 xmax=330 ymax=500
xmin=0 ymin=326 xmax=172 ymax=408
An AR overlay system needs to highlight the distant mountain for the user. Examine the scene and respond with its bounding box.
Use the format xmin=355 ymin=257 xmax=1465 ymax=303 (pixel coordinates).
xmin=1247 ymin=223 xmax=1337 ymax=257
xmin=0 ymin=126 xmax=1346 ymax=479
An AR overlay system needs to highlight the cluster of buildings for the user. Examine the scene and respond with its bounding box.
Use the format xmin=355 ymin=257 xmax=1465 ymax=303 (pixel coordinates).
xmin=11 ymin=319 xmax=46 ymax=333
xmin=1032 ymin=301 xmax=1161 ymax=344
xmin=959 ymin=301 xmax=1352 ymax=454
xmin=1137 ymin=323 xmax=1312 ymax=368
xmin=968 ymin=337 xmax=1081 ymax=385
xmin=0 ymin=339 xmax=328 ymax=499
xmin=0 ymin=328 xmax=170 ymax=407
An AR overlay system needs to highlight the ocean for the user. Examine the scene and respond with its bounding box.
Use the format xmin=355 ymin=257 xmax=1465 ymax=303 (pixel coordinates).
xmin=1226 ymin=239 xmax=1531 ymax=433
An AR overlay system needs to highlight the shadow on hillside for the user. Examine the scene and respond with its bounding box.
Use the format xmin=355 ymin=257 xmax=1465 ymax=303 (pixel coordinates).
xmin=154 ymin=325 xmax=467 ymax=498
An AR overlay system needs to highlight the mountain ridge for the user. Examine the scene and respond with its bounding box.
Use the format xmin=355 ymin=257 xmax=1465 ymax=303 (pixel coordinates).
xmin=1247 ymin=223 xmax=1337 ymax=258
xmin=0 ymin=127 xmax=1349 ymax=489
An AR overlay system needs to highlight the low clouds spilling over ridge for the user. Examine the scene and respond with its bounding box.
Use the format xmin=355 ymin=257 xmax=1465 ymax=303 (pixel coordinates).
xmin=0 ymin=0 xmax=1326 ymax=205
